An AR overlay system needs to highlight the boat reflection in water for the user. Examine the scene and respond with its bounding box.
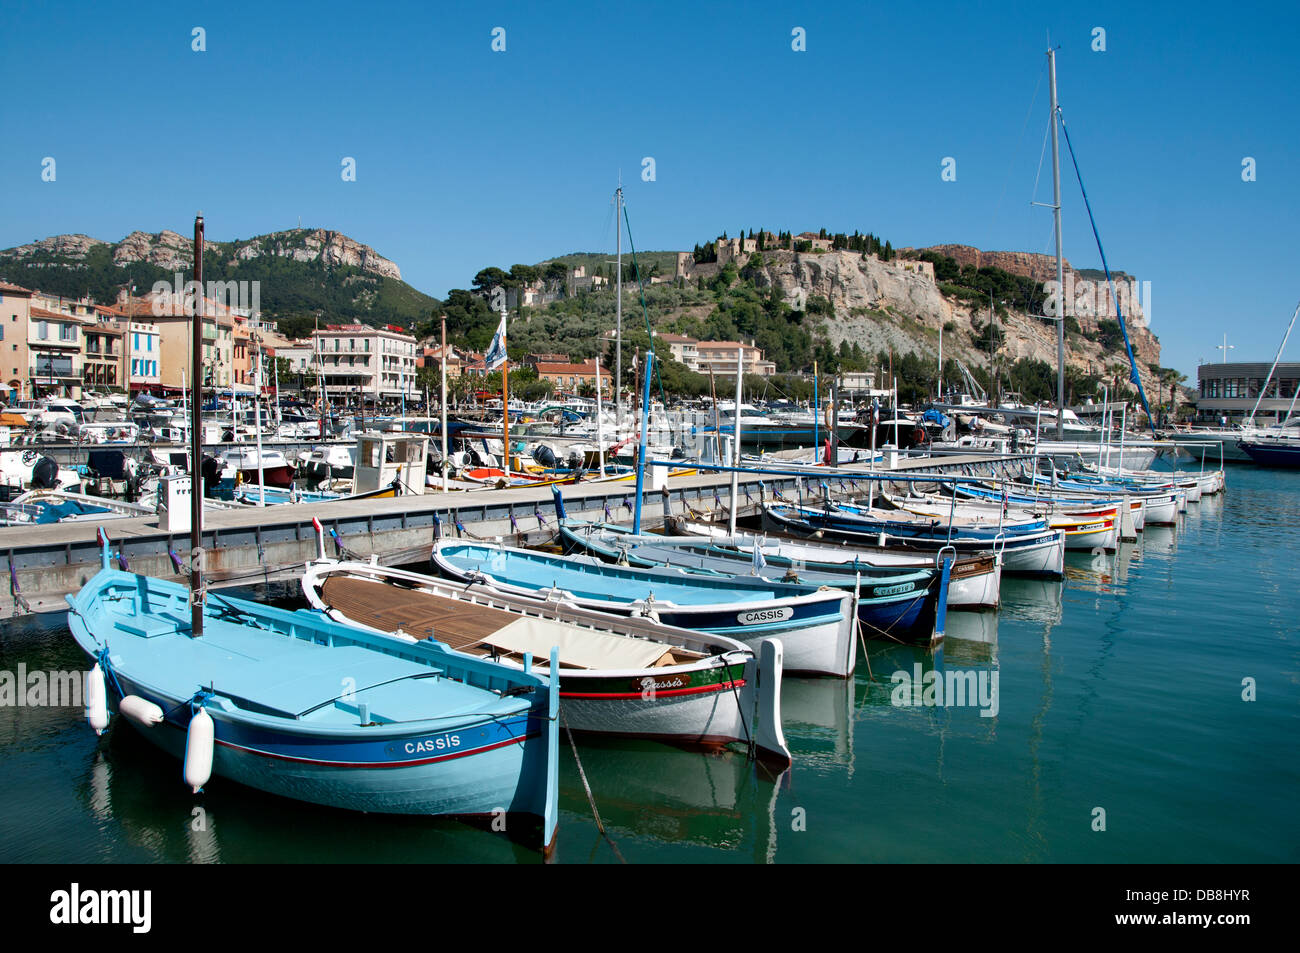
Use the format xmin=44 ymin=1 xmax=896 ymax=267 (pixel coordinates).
xmin=943 ymin=610 xmax=999 ymax=652
xmin=1140 ymin=524 xmax=1179 ymax=557
xmin=548 ymin=740 xmax=786 ymax=862
xmin=76 ymin=722 xmax=543 ymax=863
xmin=780 ymin=678 xmax=854 ymax=774
xmin=999 ymin=577 xmax=1065 ymax=625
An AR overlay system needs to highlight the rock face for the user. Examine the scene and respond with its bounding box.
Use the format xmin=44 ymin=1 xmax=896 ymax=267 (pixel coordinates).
xmin=691 ymin=246 xmax=1163 ymax=396
xmin=113 ymin=230 xmax=192 ymax=270
xmin=914 ymin=244 xmax=1071 ymax=281
xmin=232 ymin=229 xmax=402 ymax=281
xmin=2 ymin=228 xmax=401 ymax=282
xmin=4 ymin=234 xmax=108 ymax=260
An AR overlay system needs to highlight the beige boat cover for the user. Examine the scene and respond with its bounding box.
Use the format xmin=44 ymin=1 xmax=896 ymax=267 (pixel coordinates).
xmin=487 ymin=616 xmax=671 ymax=671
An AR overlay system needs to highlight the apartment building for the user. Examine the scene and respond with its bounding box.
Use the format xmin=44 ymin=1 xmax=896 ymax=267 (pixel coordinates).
xmin=313 ymin=324 xmax=417 ymax=404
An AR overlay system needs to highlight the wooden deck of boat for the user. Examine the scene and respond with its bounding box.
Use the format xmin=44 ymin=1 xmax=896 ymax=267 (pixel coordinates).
xmin=320 ymin=575 xmax=513 ymax=652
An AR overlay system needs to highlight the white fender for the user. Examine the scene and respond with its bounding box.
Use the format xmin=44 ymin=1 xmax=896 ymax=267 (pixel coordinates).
xmin=119 ymin=694 xmax=164 ymax=727
xmin=86 ymin=663 xmax=109 ymax=735
xmin=184 ymin=708 xmax=215 ymax=793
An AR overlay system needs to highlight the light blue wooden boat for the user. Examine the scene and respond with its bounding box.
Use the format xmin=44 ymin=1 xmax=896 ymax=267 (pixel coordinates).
xmin=430 ymin=539 xmax=859 ymax=677
xmin=66 ymin=539 xmax=560 ymax=851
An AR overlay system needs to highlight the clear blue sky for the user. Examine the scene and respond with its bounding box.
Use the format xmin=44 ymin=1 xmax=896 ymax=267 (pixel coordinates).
xmin=1 ymin=0 xmax=1295 ymax=379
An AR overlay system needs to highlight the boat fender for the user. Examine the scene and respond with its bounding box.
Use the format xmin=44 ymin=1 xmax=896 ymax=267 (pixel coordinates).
xmin=184 ymin=708 xmax=215 ymax=793
xmin=86 ymin=663 xmax=109 ymax=735
xmin=119 ymin=694 xmax=164 ymax=727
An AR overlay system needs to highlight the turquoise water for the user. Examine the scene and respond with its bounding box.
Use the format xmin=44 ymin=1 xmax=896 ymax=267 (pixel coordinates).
xmin=2 ymin=467 xmax=1297 ymax=863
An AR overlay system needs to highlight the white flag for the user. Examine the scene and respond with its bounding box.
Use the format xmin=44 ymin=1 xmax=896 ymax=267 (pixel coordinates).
xmin=484 ymin=310 xmax=507 ymax=371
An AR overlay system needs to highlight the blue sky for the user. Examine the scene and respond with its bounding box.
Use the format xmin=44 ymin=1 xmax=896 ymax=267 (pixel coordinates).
xmin=1 ymin=0 xmax=1295 ymax=379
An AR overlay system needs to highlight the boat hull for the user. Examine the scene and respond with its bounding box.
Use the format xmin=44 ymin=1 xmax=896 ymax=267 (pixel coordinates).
xmin=100 ymin=673 xmax=545 ymax=817
xmin=1239 ymin=441 xmax=1300 ymax=467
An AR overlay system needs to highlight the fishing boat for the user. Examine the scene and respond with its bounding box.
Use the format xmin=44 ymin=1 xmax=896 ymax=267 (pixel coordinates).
xmin=877 ymin=492 xmax=1121 ymax=552
xmin=301 ymin=555 xmax=788 ymax=761
xmin=429 ymin=539 xmax=863 ymax=676
xmin=220 ymin=447 xmax=296 ymax=488
xmin=587 ymin=520 xmax=1003 ymax=611
xmin=67 ymin=541 xmax=560 ymax=849
xmin=559 ymin=520 xmax=995 ymax=613
xmin=761 ymin=501 xmax=1066 ymax=577
xmin=0 ymin=489 xmax=154 ymax=526
xmin=954 ymin=483 xmax=1152 ymax=534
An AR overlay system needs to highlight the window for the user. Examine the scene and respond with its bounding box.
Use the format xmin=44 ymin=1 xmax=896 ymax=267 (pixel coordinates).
xmin=134 ymin=333 xmax=140 ymax=350
xmin=147 ymin=336 xmax=152 ymax=352
xmin=38 ymin=321 xmax=48 ymax=340
xmin=0 ymin=326 xmax=4 ymax=341
xmin=60 ymin=323 xmax=76 ymax=342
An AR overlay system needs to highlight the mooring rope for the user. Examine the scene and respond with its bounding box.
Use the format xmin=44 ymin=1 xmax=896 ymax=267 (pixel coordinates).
xmin=561 ymin=710 xmax=625 ymax=863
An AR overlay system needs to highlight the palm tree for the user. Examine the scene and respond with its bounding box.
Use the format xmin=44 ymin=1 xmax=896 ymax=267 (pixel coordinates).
xmin=1159 ymin=368 xmax=1187 ymax=426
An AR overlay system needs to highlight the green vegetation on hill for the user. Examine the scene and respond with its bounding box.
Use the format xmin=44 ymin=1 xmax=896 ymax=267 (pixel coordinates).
xmin=906 ymin=250 xmax=1048 ymax=317
xmin=0 ymin=237 xmax=440 ymax=341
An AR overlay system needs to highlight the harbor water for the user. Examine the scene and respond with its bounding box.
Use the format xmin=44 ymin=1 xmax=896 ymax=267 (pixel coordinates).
xmin=1 ymin=466 xmax=1296 ymax=863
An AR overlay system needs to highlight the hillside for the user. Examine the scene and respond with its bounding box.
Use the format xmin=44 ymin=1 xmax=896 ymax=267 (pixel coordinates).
xmin=1 ymin=226 xmax=1174 ymax=409
xmin=0 ymin=228 xmax=438 ymax=338
xmin=437 ymin=241 xmax=1169 ymax=408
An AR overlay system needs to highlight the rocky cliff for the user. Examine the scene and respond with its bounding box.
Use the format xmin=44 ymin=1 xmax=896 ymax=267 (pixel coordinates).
xmin=706 ymin=247 xmax=1163 ymax=396
xmin=3 ymin=228 xmax=402 ymax=282
xmin=231 ymin=229 xmax=402 ymax=281
xmin=913 ymin=244 xmax=1069 ymax=281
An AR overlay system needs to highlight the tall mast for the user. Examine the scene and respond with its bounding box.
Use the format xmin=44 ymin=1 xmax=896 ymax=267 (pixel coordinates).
xmin=1049 ymin=46 xmax=1066 ymax=440
xmin=615 ymin=181 xmax=623 ymax=433
xmin=500 ymin=303 xmax=510 ymax=473
xmin=190 ymin=212 xmax=204 ymax=637
xmin=1245 ymin=299 xmax=1300 ymax=425
xmin=440 ymin=317 xmax=448 ymax=492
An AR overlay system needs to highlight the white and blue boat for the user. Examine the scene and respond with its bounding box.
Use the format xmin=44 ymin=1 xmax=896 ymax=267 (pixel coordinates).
xmin=430 ymin=539 xmax=860 ymax=677
xmin=559 ymin=521 xmax=1001 ymax=612
xmin=762 ymin=502 xmax=1066 ymax=577
xmin=66 ymin=540 xmax=560 ymax=851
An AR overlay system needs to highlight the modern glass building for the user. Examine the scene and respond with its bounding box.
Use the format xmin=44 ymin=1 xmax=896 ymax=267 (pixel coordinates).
xmin=1195 ymin=361 xmax=1300 ymax=423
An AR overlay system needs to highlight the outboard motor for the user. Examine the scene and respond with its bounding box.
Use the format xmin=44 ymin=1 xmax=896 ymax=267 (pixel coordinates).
xmin=200 ymin=455 xmax=223 ymax=497
xmin=533 ymin=443 xmax=557 ymax=470
xmin=30 ymin=455 xmax=59 ymax=489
